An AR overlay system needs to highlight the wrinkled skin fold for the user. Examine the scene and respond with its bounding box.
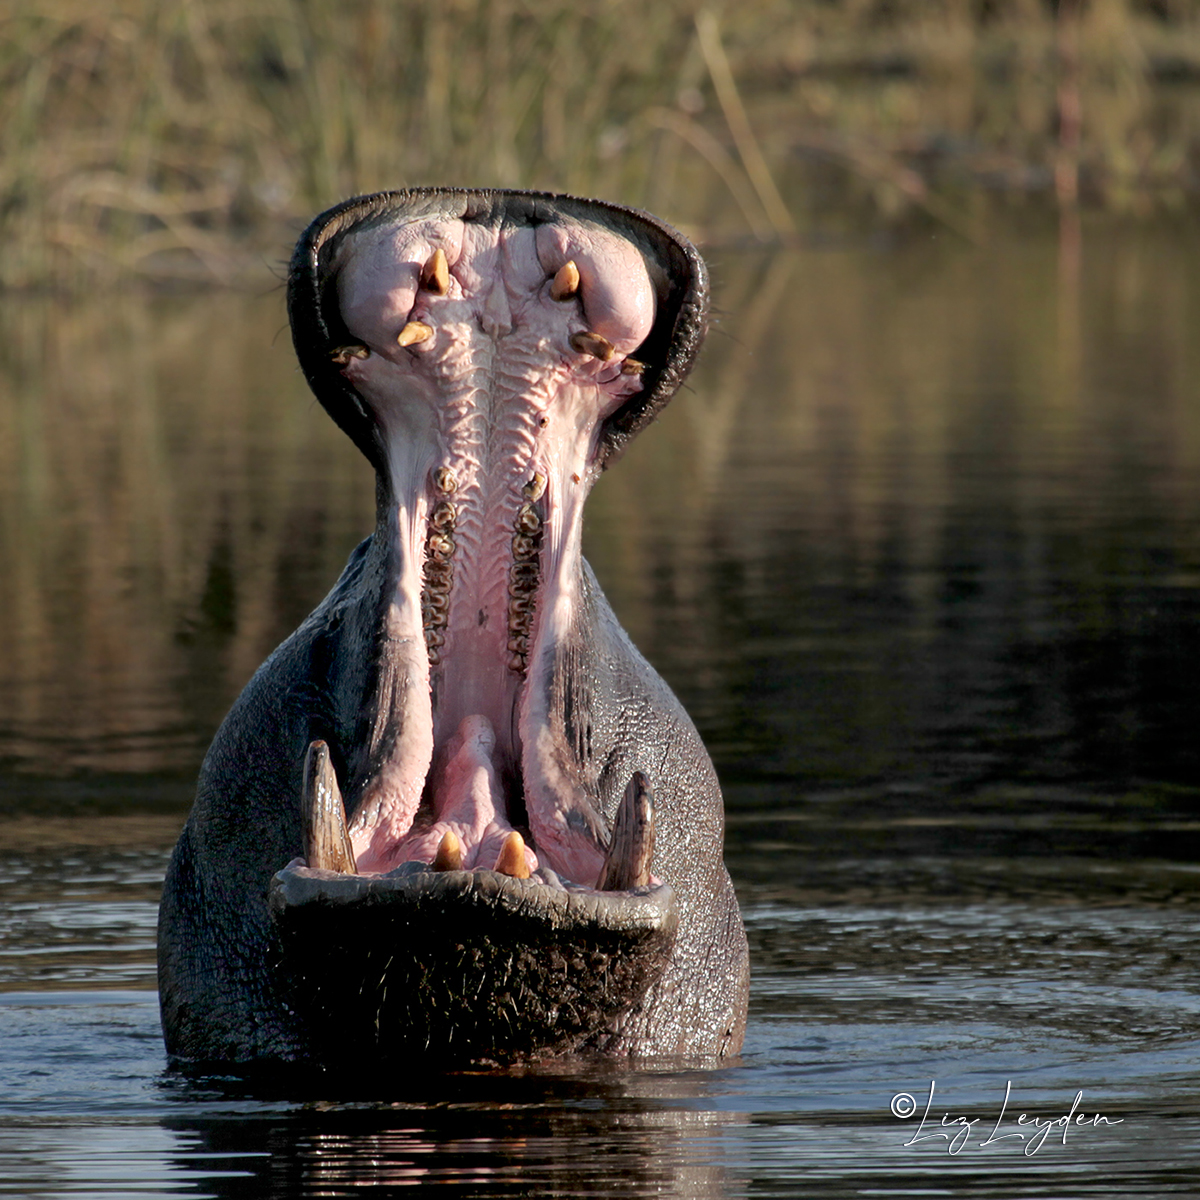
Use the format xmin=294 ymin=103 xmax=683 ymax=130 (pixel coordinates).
xmin=157 ymin=189 xmax=749 ymax=1071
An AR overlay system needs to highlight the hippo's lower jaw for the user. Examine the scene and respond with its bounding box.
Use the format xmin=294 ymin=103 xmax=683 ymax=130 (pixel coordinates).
xmin=270 ymin=855 xmax=678 ymax=1065
xmin=272 ymin=753 xmax=679 ymax=1065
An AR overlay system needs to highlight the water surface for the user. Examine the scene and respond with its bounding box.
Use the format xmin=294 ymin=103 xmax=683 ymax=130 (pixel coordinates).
xmin=2 ymin=218 xmax=1199 ymax=1196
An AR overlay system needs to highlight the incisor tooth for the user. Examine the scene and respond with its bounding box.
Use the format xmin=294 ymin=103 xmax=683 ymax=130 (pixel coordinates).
xmin=432 ymin=829 xmax=464 ymax=872
xmin=570 ymin=330 xmax=615 ymax=361
xmin=599 ymin=772 xmax=655 ymax=891
xmin=550 ymin=260 xmax=580 ymax=301
xmin=302 ymin=740 xmax=357 ymax=874
xmin=493 ymin=831 xmax=532 ymax=878
xmin=397 ymin=320 xmax=433 ymax=347
xmin=330 ymin=344 xmax=369 ymax=364
xmin=621 ymin=357 xmax=646 ymax=375
xmin=420 ymin=247 xmax=450 ymax=295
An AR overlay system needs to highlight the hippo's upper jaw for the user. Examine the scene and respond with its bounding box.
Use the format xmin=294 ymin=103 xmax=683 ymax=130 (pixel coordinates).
xmin=157 ymin=191 xmax=748 ymax=1073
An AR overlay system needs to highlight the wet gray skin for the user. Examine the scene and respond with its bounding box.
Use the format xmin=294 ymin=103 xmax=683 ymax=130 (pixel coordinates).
xmin=156 ymin=189 xmax=749 ymax=1072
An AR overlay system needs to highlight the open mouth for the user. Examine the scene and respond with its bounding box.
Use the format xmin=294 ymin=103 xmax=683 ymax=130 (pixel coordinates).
xmin=258 ymin=190 xmax=710 ymax=1060
xmin=282 ymin=190 xmax=705 ymax=901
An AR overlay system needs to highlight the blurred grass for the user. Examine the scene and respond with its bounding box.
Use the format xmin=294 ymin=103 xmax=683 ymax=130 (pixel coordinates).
xmin=7 ymin=0 xmax=1200 ymax=289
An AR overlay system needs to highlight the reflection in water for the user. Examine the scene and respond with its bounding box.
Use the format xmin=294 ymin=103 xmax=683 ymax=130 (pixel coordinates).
xmin=2 ymin=222 xmax=1199 ymax=804
xmin=589 ymin=221 xmax=1200 ymax=803
xmin=158 ymin=1071 xmax=740 ymax=1196
xmin=0 ymin=295 xmax=371 ymax=776
xmin=1 ymin=218 xmax=1200 ymax=1198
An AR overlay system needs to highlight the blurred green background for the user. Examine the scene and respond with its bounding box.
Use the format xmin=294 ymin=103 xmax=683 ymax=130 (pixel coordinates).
xmin=8 ymin=0 xmax=1200 ymax=288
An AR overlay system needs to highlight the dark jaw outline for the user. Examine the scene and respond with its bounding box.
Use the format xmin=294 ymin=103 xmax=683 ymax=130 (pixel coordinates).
xmin=286 ymin=188 xmax=710 ymax=476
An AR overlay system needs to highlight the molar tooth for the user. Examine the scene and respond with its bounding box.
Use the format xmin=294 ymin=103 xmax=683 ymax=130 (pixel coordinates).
xmin=507 ymin=652 xmax=527 ymax=674
xmin=522 ymin=472 xmax=547 ymax=502
xmin=512 ymin=534 xmax=536 ymax=557
xmin=599 ymin=772 xmax=655 ymax=892
xmin=329 ymin=344 xmax=370 ymax=364
xmin=426 ymin=533 xmax=455 ymax=559
xmin=570 ymin=330 xmax=615 ymax=362
xmin=302 ymin=740 xmax=357 ymax=875
xmin=432 ymin=830 xmax=464 ymax=872
xmin=420 ymin=247 xmax=450 ymax=295
xmin=430 ymin=501 xmax=457 ymax=530
xmin=433 ymin=466 xmax=457 ymax=493
xmin=621 ymin=357 xmax=646 ymax=375
xmin=516 ymin=504 xmax=541 ymax=534
xmin=494 ymin=831 xmax=532 ymax=878
xmin=550 ymin=260 xmax=580 ymax=301
xmin=397 ymin=320 xmax=433 ymax=348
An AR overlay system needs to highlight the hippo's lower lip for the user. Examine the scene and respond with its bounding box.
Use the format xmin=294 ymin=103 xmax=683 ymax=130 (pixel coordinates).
xmin=279 ymin=737 xmax=677 ymax=1064
xmin=269 ymin=858 xmax=679 ymax=1063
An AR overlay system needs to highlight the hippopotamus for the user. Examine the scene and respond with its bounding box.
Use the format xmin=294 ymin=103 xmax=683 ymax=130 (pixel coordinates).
xmin=157 ymin=189 xmax=749 ymax=1071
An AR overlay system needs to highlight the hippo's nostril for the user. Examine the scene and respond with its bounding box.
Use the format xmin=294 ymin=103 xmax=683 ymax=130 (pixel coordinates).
xmin=420 ymin=247 xmax=450 ymax=295
xmin=569 ymin=330 xmax=615 ymax=361
xmin=550 ymin=260 xmax=580 ymax=301
xmin=397 ymin=320 xmax=433 ymax=347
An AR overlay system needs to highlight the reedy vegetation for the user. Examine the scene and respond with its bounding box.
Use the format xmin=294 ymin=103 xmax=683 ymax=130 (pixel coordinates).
xmin=5 ymin=0 xmax=1200 ymax=288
